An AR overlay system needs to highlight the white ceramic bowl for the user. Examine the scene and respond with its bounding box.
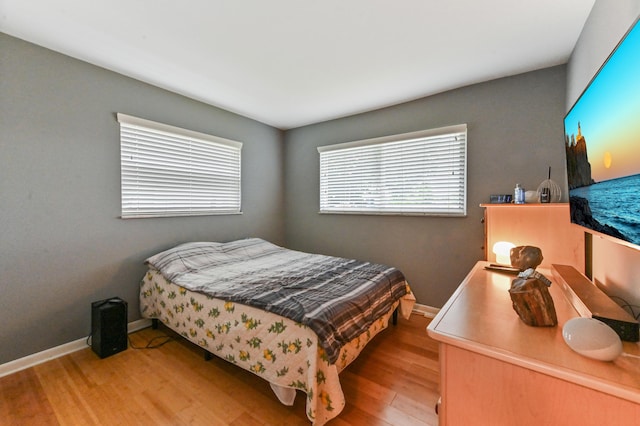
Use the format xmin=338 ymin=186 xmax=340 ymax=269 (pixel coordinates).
xmin=562 ymin=317 xmax=623 ymax=361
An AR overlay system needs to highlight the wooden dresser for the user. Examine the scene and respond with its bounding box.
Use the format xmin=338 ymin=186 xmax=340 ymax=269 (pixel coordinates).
xmin=427 ymin=262 xmax=640 ymax=426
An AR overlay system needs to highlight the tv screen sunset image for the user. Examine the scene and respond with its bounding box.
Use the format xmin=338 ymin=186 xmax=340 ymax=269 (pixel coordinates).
xmin=564 ymin=19 xmax=640 ymax=248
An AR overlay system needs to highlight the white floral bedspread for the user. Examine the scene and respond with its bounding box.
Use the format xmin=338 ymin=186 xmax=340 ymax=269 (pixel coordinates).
xmin=140 ymin=269 xmax=415 ymax=425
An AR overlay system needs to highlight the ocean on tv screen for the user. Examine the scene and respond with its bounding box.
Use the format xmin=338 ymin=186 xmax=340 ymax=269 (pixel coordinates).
xmin=570 ymin=174 xmax=640 ymax=247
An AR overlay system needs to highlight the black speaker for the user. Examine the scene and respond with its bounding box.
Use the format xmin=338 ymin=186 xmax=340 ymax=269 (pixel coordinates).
xmin=91 ymin=297 xmax=128 ymax=358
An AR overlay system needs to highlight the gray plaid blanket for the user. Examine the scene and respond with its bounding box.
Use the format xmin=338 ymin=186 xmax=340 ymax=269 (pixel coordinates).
xmin=145 ymin=238 xmax=407 ymax=363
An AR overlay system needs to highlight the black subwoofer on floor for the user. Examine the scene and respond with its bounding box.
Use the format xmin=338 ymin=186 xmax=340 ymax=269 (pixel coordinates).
xmin=91 ymin=297 xmax=128 ymax=358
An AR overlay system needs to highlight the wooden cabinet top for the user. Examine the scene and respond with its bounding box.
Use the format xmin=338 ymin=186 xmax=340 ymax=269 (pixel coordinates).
xmin=481 ymin=202 xmax=585 ymax=271
xmin=427 ymin=261 xmax=640 ymax=403
xmin=480 ymin=203 xmax=570 ymax=208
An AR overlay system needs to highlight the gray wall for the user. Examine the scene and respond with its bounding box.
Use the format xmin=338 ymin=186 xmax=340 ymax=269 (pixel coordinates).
xmin=1 ymin=25 xmax=580 ymax=365
xmin=284 ymin=66 xmax=567 ymax=308
xmin=0 ymin=34 xmax=285 ymax=364
xmin=566 ymin=0 xmax=640 ymax=314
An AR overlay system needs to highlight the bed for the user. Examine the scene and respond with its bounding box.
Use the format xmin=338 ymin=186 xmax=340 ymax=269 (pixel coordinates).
xmin=139 ymin=238 xmax=415 ymax=425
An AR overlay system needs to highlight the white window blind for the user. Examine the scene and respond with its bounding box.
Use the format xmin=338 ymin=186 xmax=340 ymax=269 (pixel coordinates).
xmin=118 ymin=113 xmax=242 ymax=218
xmin=318 ymin=124 xmax=467 ymax=216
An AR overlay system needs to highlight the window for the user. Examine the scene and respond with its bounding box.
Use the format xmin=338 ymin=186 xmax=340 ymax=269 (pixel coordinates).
xmin=118 ymin=113 xmax=242 ymax=218
xmin=318 ymin=124 xmax=467 ymax=216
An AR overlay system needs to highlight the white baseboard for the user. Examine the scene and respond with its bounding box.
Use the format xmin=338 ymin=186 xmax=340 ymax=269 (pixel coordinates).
xmin=413 ymin=303 xmax=440 ymax=318
xmin=0 ymin=306 xmax=438 ymax=379
xmin=127 ymin=318 xmax=153 ymax=333
xmin=0 ymin=318 xmax=152 ymax=379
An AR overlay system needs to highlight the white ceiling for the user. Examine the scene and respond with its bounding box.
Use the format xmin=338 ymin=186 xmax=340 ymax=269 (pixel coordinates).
xmin=1 ymin=0 xmax=595 ymax=129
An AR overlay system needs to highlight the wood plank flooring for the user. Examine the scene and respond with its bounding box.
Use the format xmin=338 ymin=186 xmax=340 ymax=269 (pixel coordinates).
xmin=0 ymin=314 xmax=439 ymax=425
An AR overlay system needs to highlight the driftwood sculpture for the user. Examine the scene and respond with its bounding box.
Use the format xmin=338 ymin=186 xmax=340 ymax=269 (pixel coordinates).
xmin=508 ymin=246 xmax=557 ymax=327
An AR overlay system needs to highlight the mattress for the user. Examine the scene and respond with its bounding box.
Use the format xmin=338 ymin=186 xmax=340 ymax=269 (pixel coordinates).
xmin=140 ymin=270 xmax=414 ymax=424
xmin=140 ymin=238 xmax=415 ymax=424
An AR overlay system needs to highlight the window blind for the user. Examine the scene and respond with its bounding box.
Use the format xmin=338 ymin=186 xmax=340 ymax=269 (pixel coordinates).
xmin=318 ymin=124 xmax=467 ymax=216
xmin=118 ymin=113 xmax=242 ymax=218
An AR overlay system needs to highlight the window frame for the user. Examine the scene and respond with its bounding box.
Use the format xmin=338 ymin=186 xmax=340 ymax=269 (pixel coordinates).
xmin=117 ymin=113 xmax=242 ymax=219
xmin=317 ymin=124 xmax=467 ymax=217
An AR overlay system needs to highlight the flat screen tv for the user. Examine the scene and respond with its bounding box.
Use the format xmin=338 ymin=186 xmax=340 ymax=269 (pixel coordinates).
xmin=564 ymin=17 xmax=640 ymax=252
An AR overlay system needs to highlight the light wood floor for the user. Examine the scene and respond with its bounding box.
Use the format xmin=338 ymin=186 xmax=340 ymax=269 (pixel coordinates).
xmin=0 ymin=315 xmax=439 ymax=425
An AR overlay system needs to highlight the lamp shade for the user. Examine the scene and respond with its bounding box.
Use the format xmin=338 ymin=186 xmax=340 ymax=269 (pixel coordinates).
xmin=493 ymin=241 xmax=515 ymax=265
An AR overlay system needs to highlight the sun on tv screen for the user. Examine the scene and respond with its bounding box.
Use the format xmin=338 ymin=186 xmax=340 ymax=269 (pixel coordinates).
xmin=564 ymin=17 xmax=640 ymax=251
